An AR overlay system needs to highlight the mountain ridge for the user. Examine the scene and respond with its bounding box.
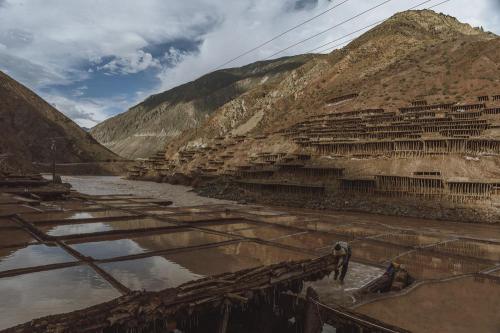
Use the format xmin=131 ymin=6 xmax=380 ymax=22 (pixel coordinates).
xmin=90 ymin=54 xmax=316 ymax=158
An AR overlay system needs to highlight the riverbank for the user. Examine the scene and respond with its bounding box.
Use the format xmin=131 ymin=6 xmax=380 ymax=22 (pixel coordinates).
xmin=195 ymin=179 xmax=500 ymax=224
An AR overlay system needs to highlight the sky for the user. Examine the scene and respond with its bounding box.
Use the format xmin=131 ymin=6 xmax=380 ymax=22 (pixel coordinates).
xmin=0 ymin=0 xmax=498 ymax=128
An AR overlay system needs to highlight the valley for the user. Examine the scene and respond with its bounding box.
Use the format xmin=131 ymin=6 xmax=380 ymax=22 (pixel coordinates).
xmin=0 ymin=6 xmax=499 ymax=333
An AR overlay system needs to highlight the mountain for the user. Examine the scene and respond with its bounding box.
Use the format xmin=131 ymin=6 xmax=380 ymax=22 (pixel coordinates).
xmin=160 ymin=9 xmax=498 ymax=161
xmin=90 ymin=54 xmax=315 ymax=159
xmin=0 ymin=71 xmax=119 ymax=171
xmin=122 ymin=9 xmax=500 ymax=224
xmin=92 ymin=10 xmax=498 ymax=161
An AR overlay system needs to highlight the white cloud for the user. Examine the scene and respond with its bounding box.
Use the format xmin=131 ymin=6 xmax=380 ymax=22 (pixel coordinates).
xmin=0 ymin=0 xmax=220 ymax=88
xmin=98 ymin=50 xmax=161 ymax=75
xmin=156 ymin=0 xmax=500 ymax=91
xmin=46 ymin=93 xmax=134 ymax=128
xmin=0 ymin=0 xmax=497 ymax=125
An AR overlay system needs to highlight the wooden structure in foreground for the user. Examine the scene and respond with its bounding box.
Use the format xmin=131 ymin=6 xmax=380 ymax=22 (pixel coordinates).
xmin=4 ymin=255 xmax=333 ymax=333
xmin=3 ymin=254 xmax=408 ymax=333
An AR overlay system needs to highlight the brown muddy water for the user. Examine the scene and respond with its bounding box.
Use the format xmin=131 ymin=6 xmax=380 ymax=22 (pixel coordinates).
xmin=40 ymin=217 xmax=176 ymax=237
xmin=97 ymin=241 xmax=311 ymax=292
xmin=3 ymin=176 xmax=497 ymax=332
xmin=357 ymin=276 xmax=500 ymax=333
xmin=0 ymin=265 xmax=120 ymax=330
xmin=60 ymin=175 xmax=233 ymax=207
xmin=68 ymin=230 xmax=234 ymax=260
xmin=0 ymin=244 xmax=76 ymax=272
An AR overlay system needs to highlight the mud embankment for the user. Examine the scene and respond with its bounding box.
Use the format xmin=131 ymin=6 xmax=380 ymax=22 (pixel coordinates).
xmin=195 ymin=180 xmax=500 ymax=224
xmin=34 ymin=161 xmax=135 ymax=176
xmin=61 ymin=176 xmax=233 ymax=207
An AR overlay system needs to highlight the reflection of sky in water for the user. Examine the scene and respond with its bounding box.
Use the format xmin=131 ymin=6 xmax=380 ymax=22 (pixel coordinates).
xmin=70 ymin=239 xmax=147 ymax=260
xmin=69 ymin=231 xmax=230 ymax=260
xmin=99 ymin=256 xmax=203 ymax=291
xmin=0 ymin=244 xmax=76 ymax=272
xmin=44 ymin=218 xmax=173 ymax=237
xmin=46 ymin=222 xmax=112 ymax=236
xmin=67 ymin=212 xmax=94 ymax=219
xmin=0 ymin=265 xmax=120 ymax=330
xmin=24 ymin=210 xmax=132 ymax=222
xmin=246 ymin=210 xmax=285 ymax=216
xmin=232 ymin=226 xmax=301 ymax=240
xmin=143 ymin=209 xmax=175 ymax=215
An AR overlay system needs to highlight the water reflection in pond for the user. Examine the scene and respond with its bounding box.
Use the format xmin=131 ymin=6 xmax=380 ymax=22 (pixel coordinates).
xmin=99 ymin=256 xmax=203 ymax=291
xmin=0 ymin=244 xmax=76 ymax=272
xmin=351 ymin=240 xmax=407 ymax=264
xmin=0 ymin=265 xmax=120 ymax=330
xmin=162 ymin=242 xmax=312 ymax=276
xmin=395 ymin=250 xmax=490 ymax=279
xmin=69 ymin=230 xmax=233 ymax=260
xmin=40 ymin=218 xmax=175 ymax=237
xmin=357 ymin=276 xmax=500 ymax=333
xmin=21 ymin=210 xmax=134 ymax=223
xmin=0 ymin=229 xmax=36 ymax=247
xmin=99 ymin=242 xmax=311 ymax=292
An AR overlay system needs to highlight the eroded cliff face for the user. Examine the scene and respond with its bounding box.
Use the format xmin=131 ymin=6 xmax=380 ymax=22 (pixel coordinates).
xmin=90 ymin=55 xmax=315 ymax=159
xmin=0 ymin=71 xmax=119 ymax=171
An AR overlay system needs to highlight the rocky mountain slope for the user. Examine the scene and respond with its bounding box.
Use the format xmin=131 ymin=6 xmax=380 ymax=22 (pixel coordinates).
xmin=0 ymin=71 xmax=119 ymax=171
xmin=122 ymin=10 xmax=500 ymax=223
xmin=90 ymin=55 xmax=314 ymax=159
xmin=94 ymin=10 xmax=498 ymax=163
xmin=161 ymin=10 xmax=498 ymax=160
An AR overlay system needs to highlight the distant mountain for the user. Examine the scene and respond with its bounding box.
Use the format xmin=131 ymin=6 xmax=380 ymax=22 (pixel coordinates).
xmin=81 ymin=127 xmax=91 ymax=132
xmin=90 ymin=55 xmax=315 ymax=158
xmin=0 ymin=71 xmax=119 ymax=171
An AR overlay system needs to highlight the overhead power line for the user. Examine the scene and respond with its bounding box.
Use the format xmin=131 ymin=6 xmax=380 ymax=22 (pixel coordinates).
xmin=263 ymin=0 xmax=395 ymax=60
xmin=305 ymin=19 xmax=385 ymax=54
xmin=212 ymin=0 xmax=350 ymax=71
xmin=306 ymin=0 xmax=435 ymax=54
xmin=314 ymin=0 xmax=452 ymax=54
xmin=427 ymin=0 xmax=452 ymax=10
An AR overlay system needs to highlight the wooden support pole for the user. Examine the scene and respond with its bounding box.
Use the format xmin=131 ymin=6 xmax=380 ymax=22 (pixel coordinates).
xmin=217 ymin=300 xmax=231 ymax=333
xmin=304 ymin=287 xmax=323 ymax=333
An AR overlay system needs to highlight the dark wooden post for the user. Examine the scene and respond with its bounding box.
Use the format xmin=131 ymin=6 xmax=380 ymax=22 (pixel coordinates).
xmin=304 ymin=287 xmax=323 ymax=333
xmin=217 ymin=303 xmax=230 ymax=333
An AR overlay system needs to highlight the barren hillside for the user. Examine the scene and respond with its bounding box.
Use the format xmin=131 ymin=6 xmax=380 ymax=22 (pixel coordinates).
xmin=127 ymin=10 xmax=500 ymax=223
xmin=0 ymin=71 xmax=119 ymax=171
xmin=164 ymin=10 xmax=498 ymax=156
xmin=90 ymin=55 xmax=314 ymax=159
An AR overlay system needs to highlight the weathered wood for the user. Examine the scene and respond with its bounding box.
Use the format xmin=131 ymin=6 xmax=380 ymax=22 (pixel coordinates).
xmin=304 ymin=287 xmax=322 ymax=333
xmin=3 ymin=255 xmax=336 ymax=333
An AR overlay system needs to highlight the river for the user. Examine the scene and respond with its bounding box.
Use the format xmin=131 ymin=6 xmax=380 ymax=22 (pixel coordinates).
xmin=60 ymin=175 xmax=233 ymax=207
